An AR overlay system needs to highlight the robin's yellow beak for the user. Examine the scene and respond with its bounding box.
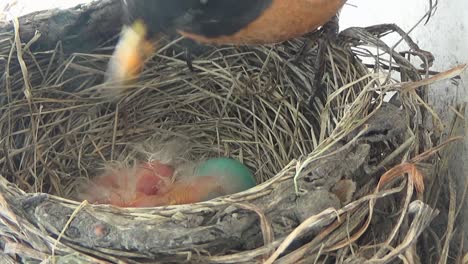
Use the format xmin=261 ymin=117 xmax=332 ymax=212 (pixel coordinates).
xmin=105 ymin=20 xmax=155 ymax=86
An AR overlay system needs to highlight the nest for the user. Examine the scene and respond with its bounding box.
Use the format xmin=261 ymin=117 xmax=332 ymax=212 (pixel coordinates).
xmin=0 ymin=3 xmax=466 ymax=264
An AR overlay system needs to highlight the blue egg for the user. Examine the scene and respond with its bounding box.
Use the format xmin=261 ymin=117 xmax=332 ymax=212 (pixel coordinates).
xmin=194 ymin=157 xmax=256 ymax=195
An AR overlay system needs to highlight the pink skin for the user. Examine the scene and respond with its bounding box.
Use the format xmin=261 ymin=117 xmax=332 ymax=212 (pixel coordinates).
xmin=81 ymin=160 xmax=175 ymax=207
xmin=135 ymin=161 xmax=174 ymax=195
xmin=129 ymin=176 xmax=225 ymax=207
xmin=81 ymin=160 xmax=230 ymax=207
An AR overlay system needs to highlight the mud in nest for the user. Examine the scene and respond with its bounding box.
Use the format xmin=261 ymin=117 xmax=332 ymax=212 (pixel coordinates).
xmin=0 ymin=4 xmax=466 ymax=264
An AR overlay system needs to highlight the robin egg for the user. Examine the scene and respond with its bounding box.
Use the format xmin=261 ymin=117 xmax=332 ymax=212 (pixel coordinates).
xmin=194 ymin=157 xmax=256 ymax=195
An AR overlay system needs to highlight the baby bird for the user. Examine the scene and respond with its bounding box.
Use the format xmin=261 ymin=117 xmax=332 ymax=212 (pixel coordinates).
xmin=78 ymin=160 xmax=174 ymax=207
xmin=79 ymin=157 xmax=256 ymax=207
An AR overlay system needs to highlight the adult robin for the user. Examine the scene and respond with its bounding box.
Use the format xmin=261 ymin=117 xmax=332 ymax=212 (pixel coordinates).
xmin=105 ymin=0 xmax=347 ymax=85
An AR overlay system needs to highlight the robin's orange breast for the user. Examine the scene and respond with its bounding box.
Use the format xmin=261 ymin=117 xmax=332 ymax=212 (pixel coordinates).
xmin=178 ymin=0 xmax=347 ymax=45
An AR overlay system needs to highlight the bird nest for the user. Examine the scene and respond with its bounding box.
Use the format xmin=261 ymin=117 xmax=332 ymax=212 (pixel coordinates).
xmin=0 ymin=4 xmax=465 ymax=264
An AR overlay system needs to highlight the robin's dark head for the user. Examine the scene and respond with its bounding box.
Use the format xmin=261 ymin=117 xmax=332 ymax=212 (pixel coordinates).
xmin=121 ymin=1 xmax=185 ymax=38
xmin=122 ymin=0 xmax=272 ymax=39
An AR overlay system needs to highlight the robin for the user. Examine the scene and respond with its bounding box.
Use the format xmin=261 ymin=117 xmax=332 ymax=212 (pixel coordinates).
xmin=105 ymin=0 xmax=347 ymax=85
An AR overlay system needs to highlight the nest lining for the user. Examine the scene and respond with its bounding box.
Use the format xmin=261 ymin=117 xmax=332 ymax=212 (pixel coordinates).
xmin=0 ymin=5 xmax=464 ymax=264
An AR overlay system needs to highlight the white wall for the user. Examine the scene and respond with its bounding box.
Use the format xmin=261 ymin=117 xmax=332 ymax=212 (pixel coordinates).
xmin=341 ymin=0 xmax=467 ymax=106
xmin=1 ymin=0 xmax=87 ymax=16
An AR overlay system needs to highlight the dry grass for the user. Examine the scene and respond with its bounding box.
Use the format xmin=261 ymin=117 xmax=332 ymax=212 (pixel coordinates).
xmin=0 ymin=2 xmax=466 ymax=263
